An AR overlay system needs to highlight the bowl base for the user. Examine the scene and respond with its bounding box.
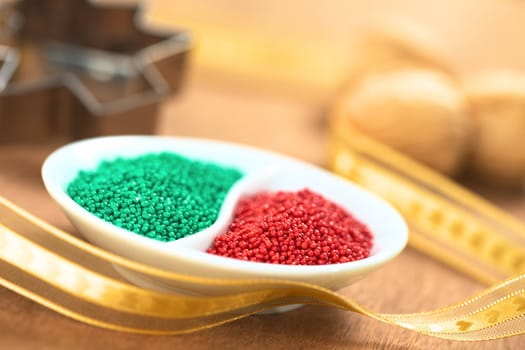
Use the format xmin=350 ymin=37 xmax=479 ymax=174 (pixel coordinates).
xmin=112 ymin=264 xmax=305 ymax=314
xmin=256 ymin=304 xmax=304 ymax=314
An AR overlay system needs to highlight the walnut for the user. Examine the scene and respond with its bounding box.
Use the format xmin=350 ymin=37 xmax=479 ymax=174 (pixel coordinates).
xmin=464 ymin=70 xmax=525 ymax=187
xmin=336 ymin=69 xmax=472 ymax=176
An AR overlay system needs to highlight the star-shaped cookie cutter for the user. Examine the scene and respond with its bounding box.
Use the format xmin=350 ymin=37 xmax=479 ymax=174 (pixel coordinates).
xmin=0 ymin=0 xmax=191 ymax=143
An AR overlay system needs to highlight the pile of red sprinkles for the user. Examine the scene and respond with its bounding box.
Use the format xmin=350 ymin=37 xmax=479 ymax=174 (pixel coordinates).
xmin=207 ymin=189 xmax=373 ymax=265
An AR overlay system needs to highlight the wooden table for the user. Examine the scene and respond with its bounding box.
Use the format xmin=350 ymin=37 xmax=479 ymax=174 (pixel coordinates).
xmin=1 ymin=75 xmax=524 ymax=349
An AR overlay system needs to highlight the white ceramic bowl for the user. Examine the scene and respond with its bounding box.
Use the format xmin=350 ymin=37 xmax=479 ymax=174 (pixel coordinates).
xmin=42 ymin=136 xmax=408 ymax=296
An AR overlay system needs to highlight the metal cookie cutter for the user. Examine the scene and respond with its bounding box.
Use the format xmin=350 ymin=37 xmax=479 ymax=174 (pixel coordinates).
xmin=0 ymin=0 xmax=191 ymax=143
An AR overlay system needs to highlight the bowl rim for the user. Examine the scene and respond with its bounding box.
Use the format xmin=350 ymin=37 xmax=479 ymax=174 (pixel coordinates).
xmin=41 ymin=135 xmax=409 ymax=278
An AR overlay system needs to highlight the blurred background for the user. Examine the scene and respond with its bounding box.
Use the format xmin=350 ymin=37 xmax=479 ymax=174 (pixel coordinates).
xmin=142 ymin=0 xmax=525 ymax=96
xmin=4 ymin=0 xmax=525 ymax=189
xmin=143 ymin=0 xmax=525 ymax=190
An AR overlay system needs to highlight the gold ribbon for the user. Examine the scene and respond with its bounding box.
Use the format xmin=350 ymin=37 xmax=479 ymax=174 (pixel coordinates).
xmin=0 ymin=116 xmax=524 ymax=340
xmin=328 ymin=113 xmax=525 ymax=285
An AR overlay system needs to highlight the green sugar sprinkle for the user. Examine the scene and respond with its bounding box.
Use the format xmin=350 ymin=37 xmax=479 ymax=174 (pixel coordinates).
xmin=67 ymin=152 xmax=243 ymax=242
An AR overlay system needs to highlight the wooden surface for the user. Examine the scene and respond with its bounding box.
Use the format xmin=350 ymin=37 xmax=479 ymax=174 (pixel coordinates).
xmin=1 ymin=75 xmax=525 ymax=349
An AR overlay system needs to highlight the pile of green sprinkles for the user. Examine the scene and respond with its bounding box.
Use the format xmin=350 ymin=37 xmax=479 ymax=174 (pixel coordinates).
xmin=67 ymin=152 xmax=243 ymax=242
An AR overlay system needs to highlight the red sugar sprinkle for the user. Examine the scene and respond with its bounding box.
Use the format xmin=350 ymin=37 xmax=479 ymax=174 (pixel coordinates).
xmin=207 ymin=189 xmax=373 ymax=265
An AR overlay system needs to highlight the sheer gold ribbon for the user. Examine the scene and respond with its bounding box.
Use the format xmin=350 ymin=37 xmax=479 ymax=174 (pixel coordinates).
xmin=0 ymin=115 xmax=524 ymax=340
